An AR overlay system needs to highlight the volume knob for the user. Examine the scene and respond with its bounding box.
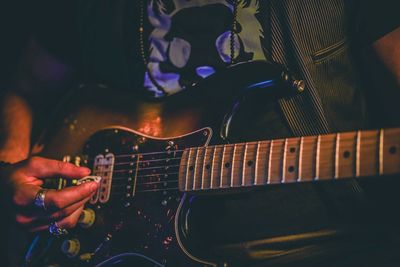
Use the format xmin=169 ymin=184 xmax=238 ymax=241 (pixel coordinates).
xmin=61 ymin=239 xmax=80 ymax=258
xmin=78 ymin=208 xmax=96 ymax=228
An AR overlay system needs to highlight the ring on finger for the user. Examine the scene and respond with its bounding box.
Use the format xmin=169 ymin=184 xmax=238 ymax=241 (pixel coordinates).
xmin=49 ymin=221 xmax=68 ymax=236
xmin=34 ymin=188 xmax=48 ymax=211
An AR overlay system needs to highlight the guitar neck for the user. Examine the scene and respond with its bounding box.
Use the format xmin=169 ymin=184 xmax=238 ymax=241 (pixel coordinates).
xmin=178 ymin=128 xmax=400 ymax=192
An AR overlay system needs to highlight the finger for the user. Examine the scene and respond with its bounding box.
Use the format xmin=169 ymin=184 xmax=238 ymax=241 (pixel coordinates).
xmin=15 ymin=213 xmax=38 ymax=226
xmin=23 ymin=156 xmax=91 ymax=179
xmin=45 ymin=181 xmax=98 ymax=210
xmin=56 ymin=205 xmax=84 ymax=229
xmin=29 ymin=206 xmax=85 ymax=233
xmin=48 ymin=196 xmax=91 ymax=221
xmin=16 ymin=196 xmax=91 ymax=226
xmin=29 ymin=224 xmax=49 ymax=233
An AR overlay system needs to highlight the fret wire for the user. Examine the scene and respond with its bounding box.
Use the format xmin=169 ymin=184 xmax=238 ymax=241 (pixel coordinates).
xmin=185 ymin=148 xmax=193 ymax=191
xmin=282 ymin=138 xmax=288 ymax=183
xmin=231 ymin=144 xmax=237 ymax=187
xmin=178 ymin=149 xmax=188 ymax=192
xmin=334 ymin=133 xmax=340 ymax=179
xmin=193 ymin=147 xmax=200 ymax=190
xmin=356 ymin=130 xmax=361 ymax=177
xmin=379 ymin=129 xmax=384 ymax=175
xmin=220 ymin=145 xmax=226 ymax=188
xmin=254 ymin=141 xmax=260 ymax=185
xmin=267 ymin=140 xmax=274 ymax=184
xmin=315 ymin=135 xmax=321 ymax=180
xmin=211 ymin=146 xmax=217 ymax=189
xmin=201 ymin=147 xmax=207 ymax=190
xmin=242 ymin=143 xmax=248 ymax=186
xmin=298 ymin=137 xmax=304 ymax=181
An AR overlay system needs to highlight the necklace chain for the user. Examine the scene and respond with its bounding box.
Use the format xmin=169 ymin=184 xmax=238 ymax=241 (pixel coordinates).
xmin=139 ymin=0 xmax=168 ymax=95
xmin=138 ymin=0 xmax=238 ymax=95
xmin=231 ymin=0 xmax=238 ymax=64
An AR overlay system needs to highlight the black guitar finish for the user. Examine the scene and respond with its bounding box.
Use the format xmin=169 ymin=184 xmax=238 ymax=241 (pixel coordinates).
xmin=32 ymin=127 xmax=213 ymax=266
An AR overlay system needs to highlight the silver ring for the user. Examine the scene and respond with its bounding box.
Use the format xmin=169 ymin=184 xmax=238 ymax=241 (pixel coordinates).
xmin=34 ymin=188 xmax=47 ymax=211
xmin=49 ymin=222 xmax=68 ymax=236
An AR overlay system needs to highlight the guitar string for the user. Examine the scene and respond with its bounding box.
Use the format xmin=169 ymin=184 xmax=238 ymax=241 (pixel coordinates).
xmin=113 ymin=176 xmax=179 ymax=183
xmin=111 ymin=157 xmax=182 ymax=166
xmin=110 ymin=187 xmax=179 ymax=195
xmin=91 ymin=134 xmax=382 ymax=163
xmin=91 ymin=141 xmax=380 ymax=174
xmin=112 ymin=172 xmax=179 ymax=179
xmin=101 ymin=152 xmax=389 ymax=195
xmin=82 ymin=135 xmax=386 ymax=194
xmin=96 ymin=143 xmax=359 ymax=168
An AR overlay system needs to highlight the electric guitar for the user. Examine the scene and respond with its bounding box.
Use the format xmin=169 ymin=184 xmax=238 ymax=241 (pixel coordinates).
xmin=23 ymin=61 xmax=400 ymax=267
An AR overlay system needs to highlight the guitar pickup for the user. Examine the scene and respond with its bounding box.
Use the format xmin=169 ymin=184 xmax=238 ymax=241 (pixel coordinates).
xmin=90 ymin=153 xmax=115 ymax=204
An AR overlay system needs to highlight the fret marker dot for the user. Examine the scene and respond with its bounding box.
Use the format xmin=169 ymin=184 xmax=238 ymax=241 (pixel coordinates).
xmin=343 ymin=151 xmax=350 ymax=158
xmin=224 ymin=162 xmax=230 ymax=168
xmin=288 ymin=166 xmax=295 ymax=173
xmin=389 ymin=146 xmax=397 ymax=154
xmin=247 ymin=161 xmax=253 ymax=166
xmin=189 ymin=166 xmax=194 ymax=171
xmin=205 ymin=164 xmax=210 ymax=170
xmin=289 ymin=147 xmax=296 ymax=153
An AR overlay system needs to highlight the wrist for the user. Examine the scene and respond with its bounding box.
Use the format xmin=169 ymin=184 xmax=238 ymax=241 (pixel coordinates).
xmin=0 ymin=145 xmax=29 ymax=163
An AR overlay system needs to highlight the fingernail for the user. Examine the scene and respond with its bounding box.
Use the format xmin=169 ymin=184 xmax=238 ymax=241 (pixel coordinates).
xmin=81 ymin=167 xmax=91 ymax=174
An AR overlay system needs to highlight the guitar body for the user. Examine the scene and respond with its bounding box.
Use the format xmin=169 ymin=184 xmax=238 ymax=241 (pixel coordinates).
xmin=23 ymin=61 xmax=394 ymax=267
xmin=37 ymin=126 xmax=214 ymax=267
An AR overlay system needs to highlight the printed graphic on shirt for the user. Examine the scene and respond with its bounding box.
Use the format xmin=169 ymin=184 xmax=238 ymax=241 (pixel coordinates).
xmin=143 ymin=0 xmax=266 ymax=97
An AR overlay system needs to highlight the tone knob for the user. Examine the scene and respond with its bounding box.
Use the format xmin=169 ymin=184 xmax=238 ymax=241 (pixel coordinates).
xmin=78 ymin=208 xmax=96 ymax=228
xmin=61 ymin=239 xmax=80 ymax=258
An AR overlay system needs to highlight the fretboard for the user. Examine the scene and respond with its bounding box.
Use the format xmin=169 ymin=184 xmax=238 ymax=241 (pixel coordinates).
xmin=178 ymin=128 xmax=400 ymax=192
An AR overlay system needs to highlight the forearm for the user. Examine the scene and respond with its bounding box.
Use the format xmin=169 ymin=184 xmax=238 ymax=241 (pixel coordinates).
xmin=372 ymin=26 xmax=400 ymax=87
xmin=0 ymin=92 xmax=33 ymax=162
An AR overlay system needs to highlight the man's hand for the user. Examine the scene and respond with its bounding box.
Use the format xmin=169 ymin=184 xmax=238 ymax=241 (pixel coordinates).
xmin=0 ymin=156 xmax=99 ymax=232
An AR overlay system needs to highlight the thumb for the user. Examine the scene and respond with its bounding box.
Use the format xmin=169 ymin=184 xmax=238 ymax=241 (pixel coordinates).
xmin=23 ymin=157 xmax=91 ymax=179
xmin=45 ymin=181 xmax=99 ymax=210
